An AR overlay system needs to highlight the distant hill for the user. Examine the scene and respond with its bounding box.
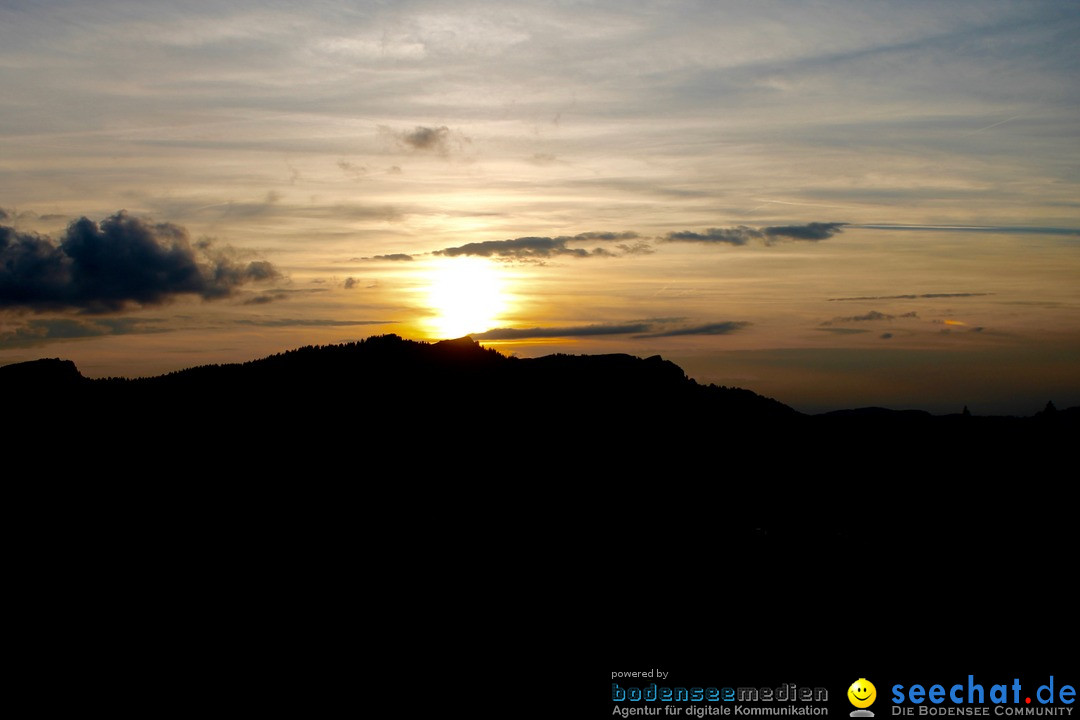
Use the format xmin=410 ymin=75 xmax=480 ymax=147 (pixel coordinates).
xmin=4 ymin=334 xmax=1075 ymax=552
xmin=3 ymin=333 xmax=801 ymax=426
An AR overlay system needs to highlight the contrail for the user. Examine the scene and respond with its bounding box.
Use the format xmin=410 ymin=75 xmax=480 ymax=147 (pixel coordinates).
xmin=966 ymin=115 xmax=1023 ymax=134
xmin=745 ymin=198 xmax=858 ymax=214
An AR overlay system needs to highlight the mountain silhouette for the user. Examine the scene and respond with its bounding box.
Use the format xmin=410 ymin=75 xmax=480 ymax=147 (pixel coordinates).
xmin=3 ymin=334 xmax=1074 ymax=556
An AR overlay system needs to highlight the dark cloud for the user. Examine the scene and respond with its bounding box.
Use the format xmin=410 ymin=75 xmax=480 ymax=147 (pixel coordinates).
xmin=370 ymin=253 xmax=414 ymax=261
xmin=402 ymin=126 xmax=449 ymax=150
xmin=436 ymin=236 xmax=590 ymax=259
xmin=0 ymin=316 xmax=164 ymax=348
xmin=242 ymin=292 xmax=288 ymax=305
xmin=0 ymin=208 xmax=9 ymax=221
xmin=343 ymin=277 xmax=357 ymax=290
xmin=435 ymin=232 xmax=640 ymax=260
xmin=381 ymin=125 xmax=469 ymax=155
xmin=616 ymin=240 xmax=655 ymax=255
xmin=569 ymin=231 xmax=639 ymax=242
xmin=817 ymin=328 xmax=870 ymax=335
xmin=242 ymin=261 xmax=278 ymax=281
xmin=666 ymin=222 xmax=847 ymax=246
xmin=634 ymin=321 xmax=750 ymax=338
xmin=881 ymin=333 xmax=894 ymax=339
xmin=822 ymin=310 xmax=918 ymax=325
xmin=472 ymin=323 xmax=650 ymax=340
xmin=828 ymin=292 xmax=991 ymax=301
xmin=666 ymin=226 xmax=758 ymax=245
xmin=838 ymin=310 xmax=893 ymax=322
xmin=763 ymin=222 xmax=848 ymax=242
xmin=1 ymin=212 xmax=279 ymax=313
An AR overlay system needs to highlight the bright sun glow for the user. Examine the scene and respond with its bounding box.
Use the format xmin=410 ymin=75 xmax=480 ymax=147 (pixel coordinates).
xmin=424 ymin=257 xmax=507 ymax=338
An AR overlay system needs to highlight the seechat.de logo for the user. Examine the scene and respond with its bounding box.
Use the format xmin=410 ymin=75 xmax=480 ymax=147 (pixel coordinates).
xmin=891 ymin=676 xmax=1075 ymax=716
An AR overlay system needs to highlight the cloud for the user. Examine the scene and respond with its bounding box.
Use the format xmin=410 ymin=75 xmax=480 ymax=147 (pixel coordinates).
xmin=470 ymin=319 xmax=749 ymax=340
xmin=1 ymin=212 xmax=280 ymax=313
xmin=0 ymin=316 xmax=164 ymax=348
xmin=666 ymin=226 xmax=759 ymax=245
xmin=822 ymin=311 xmax=919 ymax=325
xmin=337 ymin=160 xmax=368 ymax=180
xmin=233 ymin=318 xmax=396 ymax=328
xmin=436 ymin=236 xmax=589 ymax=259
xmin=665 ymin=222 xmax=847 ymax=246
xmin=854 ymin=224 xmax=1080 ymax=236
xmin=616 ymin=240 xmax=655 ymax=255
xmin=816 ymin=328 xmax=870 ymax=335
xmin=242 ymin=292 xmax=288 ymax=305
xmin=569 ymin=231 xmax=639 ymax=242
xmin=380 ymin=125 xmax=469 ymax=155
xmin=881 ymin=333 xmax=894 ymax=339
xmin=370 ymin=253 xmax=414 ymax=261
xmin=0 ymin=208 xmax=9 ymax=221
xmin=402 ymin=126 xmax=449 ymax=150
xmin=828 ymin=292 xmax=991 ymax=301
xmin=435 ymin=232 xmax=641 ymax=260
xmin=343 ymin=277 xmax=357 ymax=289
xmin=763 ymin=222 xmax=848 ymax=242
xmin=472 ymin=323 xmax=650 ymax=340
xmin=634 ymin=321 xmax=750 ymax=338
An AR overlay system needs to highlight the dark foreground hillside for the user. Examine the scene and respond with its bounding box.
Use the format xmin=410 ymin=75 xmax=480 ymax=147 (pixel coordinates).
xmin=3 ymin=334 xmax=1075 ymax=570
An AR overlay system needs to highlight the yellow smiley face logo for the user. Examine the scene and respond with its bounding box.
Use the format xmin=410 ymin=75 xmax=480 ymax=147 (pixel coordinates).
xmin=848 ymin=679 xmax=876 ymax=709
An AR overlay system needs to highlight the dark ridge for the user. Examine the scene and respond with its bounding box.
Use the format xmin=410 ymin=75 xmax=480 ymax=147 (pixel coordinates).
xmin=0 ymin=357 xmax=84 ymax=387
xmin=3 ymin=334 xmax=1075 ymax=560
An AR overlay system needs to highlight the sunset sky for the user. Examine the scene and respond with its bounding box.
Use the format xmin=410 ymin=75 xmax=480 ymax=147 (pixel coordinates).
xmin=2 ymin=0 xmax=1078 ymax=413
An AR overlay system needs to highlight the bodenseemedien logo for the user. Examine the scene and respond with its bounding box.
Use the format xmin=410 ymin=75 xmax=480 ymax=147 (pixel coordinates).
xmin=611 ymin=681 xmax=829 ymax=717
xmin=850 ymin=679 xmax=877 ymax=718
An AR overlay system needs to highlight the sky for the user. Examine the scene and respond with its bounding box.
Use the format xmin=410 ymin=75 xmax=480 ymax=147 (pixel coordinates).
xmin=1 ymin=0 xmax=1078 ymax=414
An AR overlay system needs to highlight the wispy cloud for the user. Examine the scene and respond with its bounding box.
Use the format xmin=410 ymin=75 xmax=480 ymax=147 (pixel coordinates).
xmin=853 ymin=224 xmax=1080 ymax=236
xmin=369 ymin=253 xmax=414 ymax=261
xmin=828 ymin=293 xmax=991 ymax=301
xmin=634 ymin=321 xmax=750 ymax=338
xmin=436 ymin=236 xmax=592 ymax=259
xmin=665 ymin=223 xmax=847 ymax=246
xmin=242 ymin=292 xmax=289 ymax=305
xmin=822 ymin=311 xmax=918 ymax=325
xmin=0 ymin=316 xmax=166 ymax=348
xmin=435 ymin=232 xmax=640 ymax=260
xmin=472 ymin=323 xmax=649 ymax=340
xmin=817 ymin=328 xmax=870 ymax=335
xmin=233 ymin=318 xmax=396 ymax=328
xmin=472 ymin=319 xmax=750 ymax=340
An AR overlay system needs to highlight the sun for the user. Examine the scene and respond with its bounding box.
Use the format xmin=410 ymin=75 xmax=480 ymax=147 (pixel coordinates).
xmin=423 ymin=256 xmax=507 ymax=338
